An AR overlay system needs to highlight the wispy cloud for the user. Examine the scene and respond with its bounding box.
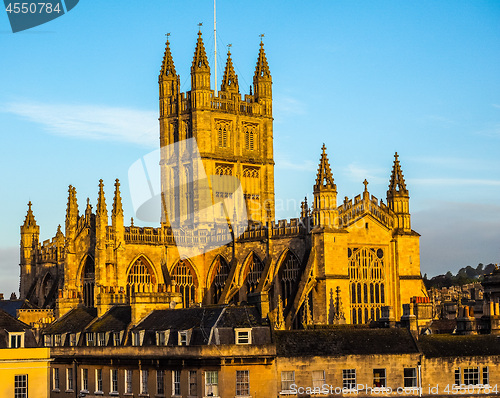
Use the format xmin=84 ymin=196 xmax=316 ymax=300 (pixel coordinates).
xmin=275 ymin=151 xmax=316 ymax=172
xmin=410 ymin=178 xmax=500 ymax=186
xmin=492 ymin=104 xmax=500 ymax=109
xmin=341 ymin=163 xmax=386 ymax=184
xmin=2 ymin=101 xmax=158 ymax=147
xmin=273 ymin=94 xmax=307 ymax=122
xmin=475 ymin=123 xmax=500 ymax=139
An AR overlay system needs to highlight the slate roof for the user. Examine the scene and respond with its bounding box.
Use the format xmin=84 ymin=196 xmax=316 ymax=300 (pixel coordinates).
xmin=133 ymin=305 xmax=265 ymax=332
xmin=418 ymin=334 xmax=500 ymax=357
xmin=0 ymin=308 xmax=30 ymax=332
xmin=42 ymin=306 xmax=97 ymax=335
xmin=276 ymin=327 xmax=419 ymax=357
xmin=85 ymin=305 xmax=131 ymax=333
xmin=0 ymin=299 xmax=36 ymax=318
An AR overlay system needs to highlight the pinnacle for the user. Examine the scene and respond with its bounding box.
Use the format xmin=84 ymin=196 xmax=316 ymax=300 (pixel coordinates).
xmin=159 ymin=38 xmax=177 ymax=79
xmin=314 ymin=145 xmax=336 ymax=189
xmin=221 ymin=49 xmax=239 ymax=92
xmin=388 ymin=152 xmax=408 ymax=193
xmin=113 ymin=178 xmax=123 ymax=216
xmin=23 ymin=201 xmax=37 ymax=227
xmin=191 ymin=31 xmax=209 ymax=71
xmin=254 ymin=41 xmax=271 ymax=79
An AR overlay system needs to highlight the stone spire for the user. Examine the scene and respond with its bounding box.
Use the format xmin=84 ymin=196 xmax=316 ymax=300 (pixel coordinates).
xmin=388 ymin=152 xmax=408 ymax=194
xmin=112 ymin=179 xmax=123 ymax=218
xmin=314 ymin=144 xmax=336 ymax=191
xmin=22 ymin=201 xmax=37 ymax=228
xmin=254 ymin=40 xmax=271 ymax=80
xmin=65 ymin=185 xmax=78 ymax=237
xmin=220 ymin=49 xmax=239 ymax=93
xmin=159 ymin=38 xmax=177 ymax=80
xmin=387 ymin=152 xmax=411 ymax=232
xmin=253 ymin=40 xmax=272 ymax=111
xmin=190 ymin=30 xmax=211 ymax=92
xmin=96 ymin=179 xmax=107 ymax=217
xmin=312 ymin=145 xmax=338 ymax=227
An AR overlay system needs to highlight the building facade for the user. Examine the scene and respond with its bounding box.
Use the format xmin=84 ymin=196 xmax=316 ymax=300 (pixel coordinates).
xmin=19 ymin=31 xmax=427 ymax=328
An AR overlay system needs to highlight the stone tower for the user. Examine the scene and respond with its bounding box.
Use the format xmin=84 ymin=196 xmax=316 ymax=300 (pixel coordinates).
xmin=312 ymin=144 xmax=338 ymax=228
xmin=20 ymin=202 xmax=40 ymax=299
xmin=158 ymin=32 xmax=275 ymax=227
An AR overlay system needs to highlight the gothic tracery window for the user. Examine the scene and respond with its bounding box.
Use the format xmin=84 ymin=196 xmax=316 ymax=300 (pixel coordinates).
xmin=216 ymin=121 xmax=230 ymax=148
xmin=82 ymin=256 xmax=95 ymax=308
xmin=348 ymin=247 xmax=385 ymax=324
xmin=244 ymin=253 xmax=264 ymax=295
xmin=127 ymin=257 xmax=156 ymax=287
xmin=210 ymin=256 xmax=231 ymax=304
xmin=278 ymin=251 xmax=301 ymax=308
xmin=171 ymin=260 xmax=197 ymax=308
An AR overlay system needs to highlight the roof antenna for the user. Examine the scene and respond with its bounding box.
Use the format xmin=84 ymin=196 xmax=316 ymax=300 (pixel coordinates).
xmin=214 ymin=0 xmax=217 ymax=92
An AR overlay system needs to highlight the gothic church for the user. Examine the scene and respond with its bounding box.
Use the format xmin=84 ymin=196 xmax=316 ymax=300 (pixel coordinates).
xmin=19 ymin=32 xmax=427 ymax=328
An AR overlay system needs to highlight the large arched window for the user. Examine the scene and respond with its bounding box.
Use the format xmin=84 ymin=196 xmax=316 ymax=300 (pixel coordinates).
xmin=278 ymin=251 xmax=301 ymax=308
xmin=127 ymin=257 xmax=156 ymax=291
xmin=81 ymin=256 xmax=95 ymax=308
xmin=210 ymin=256 xmax=231 ymax=304
xmin=244 ymin=253 xmax=264 ymax=296
xmin=171 ymin=260 xmax=197 ymax=308
xmin=348 ymin=247 xmax=385 ymax=324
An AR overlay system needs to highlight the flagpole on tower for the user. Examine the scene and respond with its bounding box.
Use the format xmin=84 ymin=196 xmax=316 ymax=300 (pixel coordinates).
xmin=214 ymin=0 xmax=217 ymax=93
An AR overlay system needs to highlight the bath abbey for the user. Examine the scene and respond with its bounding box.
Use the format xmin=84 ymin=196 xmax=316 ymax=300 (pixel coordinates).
xmin=18 ymin=31 xmax=427 ymax=329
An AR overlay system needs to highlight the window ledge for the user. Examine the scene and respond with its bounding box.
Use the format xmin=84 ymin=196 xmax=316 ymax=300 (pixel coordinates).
xmin=94 ymin=391 xmax=104 ymax=395
xmin=110 ymin=392 xmax=119 ymax=396
xmin=52 ymin=389 xmax=60 ymax=393
xmin=65 ymin=390 xmax=74 ymax=393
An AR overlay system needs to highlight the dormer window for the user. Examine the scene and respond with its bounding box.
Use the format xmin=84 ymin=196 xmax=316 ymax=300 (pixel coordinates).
xmin=69 ymin=333 xmax=77 ymax=346
xmin=132 ymin=331 xmax=142 ymax=346
xmin=9 ymin=332 xmax=24 ymax=348
xmin=54 ymin=334 xmax=62 ymax=347
xmin=44 ymin=334 xmax=52 ymax=347
xmin=157 ymin=330 xmax=169 ymax=346
xmin=235 ymin=328 xmax=252 ymax=345
xmin=86 ymin=333 xmax=94 ymax=347
xmin=113 ymin=332 xmax=121 ymax=347
xmin=97 ymin=332 xmax=106 ymax=347
xmin=178 ymin=331 xmax=188 ymax=346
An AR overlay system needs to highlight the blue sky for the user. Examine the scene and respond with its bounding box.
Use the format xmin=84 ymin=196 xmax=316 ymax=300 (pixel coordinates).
xmin=0 ymin=1 xmax=499 ymax=295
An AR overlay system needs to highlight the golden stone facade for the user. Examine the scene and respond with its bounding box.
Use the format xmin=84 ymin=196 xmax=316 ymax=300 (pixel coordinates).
xmin=19 ymin=32 xmax=427 ymax=327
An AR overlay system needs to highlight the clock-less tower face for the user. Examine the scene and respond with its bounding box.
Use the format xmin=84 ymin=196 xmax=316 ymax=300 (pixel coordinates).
xmin=159 ymin=34 xmax=275 ymax=228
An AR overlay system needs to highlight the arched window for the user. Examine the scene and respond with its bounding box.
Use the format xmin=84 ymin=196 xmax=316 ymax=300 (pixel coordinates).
xmin=245 ymin=253 xmax=264 ymax=295
xmin=348 ymin=247 xmax=385 ymax=324
xmin=278 ymin=251 xmax=301 ymax=307
xmin=211 ymin=256 xmax=231 ymax=304
xmin=351 ymin=283 xmax=356 ymax=304
xmin=127 ymin=257 xmax=156 ymax=286
xmin=171 ymin=260 xmax=197 ymax=308
xmin=82 ymin=257 xmax=95 ymax=308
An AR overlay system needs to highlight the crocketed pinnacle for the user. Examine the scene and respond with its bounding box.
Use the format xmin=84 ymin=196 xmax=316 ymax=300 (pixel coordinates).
xmin=388 ymin=152 xmax=408 ymax=193
xmin=221 ymin=50 xmax=239 ymax=92
xmin=254 ymin=41 xmax=271 ymax=79
xmin=191 ymin=31 xmax=209 ymax=71
xmin=159 ymin=39 xmax=177 ymax=80
xmin=23 ymin=201 xmax=37 ymax=227
xmin=96 ymin=179 xmax=107 ymax=216
xmin=66 ymin=185 xmax=78 ymax=220
xmin=314 ymin=144 xmax=336 ymax=189
xmin=112 ymin=179 xmax=123 ymax=216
